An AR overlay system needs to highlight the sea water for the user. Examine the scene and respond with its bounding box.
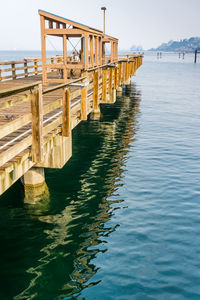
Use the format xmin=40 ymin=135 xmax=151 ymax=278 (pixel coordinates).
xmin=0 ymin=52 xmax=200 ymax=299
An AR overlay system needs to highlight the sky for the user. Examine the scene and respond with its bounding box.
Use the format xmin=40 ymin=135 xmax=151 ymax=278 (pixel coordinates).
xmin=0 ymin=0 xmax=199 ymax=51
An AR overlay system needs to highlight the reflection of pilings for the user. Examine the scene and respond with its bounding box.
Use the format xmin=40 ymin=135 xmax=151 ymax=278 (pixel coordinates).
xmin=14 ymin=85 xmax=142 ymax=299
xmin=157 ymin=52 xmax=162 ymax=59
xmin=194 ymin=49 xmax=197 ymax=63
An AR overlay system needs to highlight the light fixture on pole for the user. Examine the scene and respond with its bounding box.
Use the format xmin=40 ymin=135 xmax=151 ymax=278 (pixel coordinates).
xmin=101 ymin=6 xmax=106 ymax=34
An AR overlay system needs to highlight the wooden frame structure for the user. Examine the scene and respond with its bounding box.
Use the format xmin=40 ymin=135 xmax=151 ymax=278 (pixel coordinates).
xmin=39 ymin=10 xmax=118 ymax=85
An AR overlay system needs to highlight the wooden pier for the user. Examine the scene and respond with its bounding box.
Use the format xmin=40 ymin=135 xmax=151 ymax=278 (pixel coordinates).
xmin=0 ymin=10 xmax=143 ymax=202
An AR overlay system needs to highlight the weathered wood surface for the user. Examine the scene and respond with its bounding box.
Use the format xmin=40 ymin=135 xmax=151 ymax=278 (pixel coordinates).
xmin=0 ymin=54 xmax=143 ymax=195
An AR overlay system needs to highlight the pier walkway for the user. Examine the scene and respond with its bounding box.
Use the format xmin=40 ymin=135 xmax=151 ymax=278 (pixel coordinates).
xmin=0 ymin=10 xmax=143 ymax=201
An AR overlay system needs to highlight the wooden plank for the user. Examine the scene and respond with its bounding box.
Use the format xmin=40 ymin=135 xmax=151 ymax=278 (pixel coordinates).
xmin=111 ymin=41 xmax=114 ymax=62
xmin=0 ymin=81 xmax=41 ymax=98
xmin=114 ymin=67 xmax=118 ymax=89
xmin=0 ymin=60 xmax=25 ymax=66
xmin=30 ymin=84 xmax=43 ymax=163
xmin=118 ymin=62 xmax=122 ymax=86
xmin=34 ymin=60 xmax=38 ymax=75
xmin=122 ymin=62 xmax=126 ymax=84
xmin=93 ymin=70 xmax=99 ymax=110
xmin=40 ymin=15 xmax=47 ymax=84
xmin=125 ymin=61 xmax=129 ymax=80
xmin=11 ymin=63 xmax=16 ymax=80
xmin=46 ymin=63 xmax=83 ymax=70
xmin=90 ymin=35 xmax=94 ymax=67
xmin=102 ymin=68 xmax=107 ymax=101
xmin=43 ymin=116 xmax=62 ymax=136
xmin=49 ymin=20 xmax=53 ymax=28
xmin=95 ymin=36 xmax=98 ymax=65
xmin=81 ymin=86 xmax=87 ymax=120
xmin=62 ymin=88 xmax=70 ymax=136
xmin=99 ymin=37 xmax=102 ymax=66
xmin=63 ymin=34 xmax=67 ymax=80
xmin=39 ymin=10 xmax=103 ymax=35
xmin=43 ymin=76 xmax=87 ymax=94
xmin=0 ymin=135 xmax=32 ymax=168
xmin=45 ymin=28 xmax=83 ymax=36
xmin=84 ymin=34 xmax=89 ymax=69
xmin=81 ymin=38 xmax=84 ymax=64
xmin=43 ymin=98 xmax=62 ymax=115
xmin=1 ymin=75 xmax=13 ymax=80
xmin=70 ymin=89 xmax=81 ymax=100
xmin=0 ymin=113 xmax=31 ymax=140
xmin=24 ymin=60 xmax=28 ymax=77
xmin=108 ymin=67 xmax=113 ymax=96
xmin=45 ymin=78 xmax=65 ymax=84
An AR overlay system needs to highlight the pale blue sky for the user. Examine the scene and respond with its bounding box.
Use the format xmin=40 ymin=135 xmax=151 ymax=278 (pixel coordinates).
xmin=0 ymin=0 xmax=199 ymax=50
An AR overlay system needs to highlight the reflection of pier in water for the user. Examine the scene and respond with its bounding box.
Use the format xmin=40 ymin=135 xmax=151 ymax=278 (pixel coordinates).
xmin=14 ymin=84 xmax=141 ymax=299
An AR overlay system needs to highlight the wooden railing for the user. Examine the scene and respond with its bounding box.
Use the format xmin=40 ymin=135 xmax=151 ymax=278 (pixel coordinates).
xmin=0 ymin=55 xmax=64 ymax=82
xmin=0 ymin=55 xmax=143 ymax=169
xmin=0 ymin=54 xmax=140 ymax=83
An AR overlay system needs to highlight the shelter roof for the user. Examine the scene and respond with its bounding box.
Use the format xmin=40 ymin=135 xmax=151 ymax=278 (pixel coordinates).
xmin=39 ymin=10 xmax=118 ymax=41
xmin=39 ymin=10 xmax=102 ymax=35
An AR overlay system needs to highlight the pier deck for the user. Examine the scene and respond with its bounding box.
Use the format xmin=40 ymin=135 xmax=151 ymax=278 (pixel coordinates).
xmin=0 ymin=10 xmax=143 ymax=201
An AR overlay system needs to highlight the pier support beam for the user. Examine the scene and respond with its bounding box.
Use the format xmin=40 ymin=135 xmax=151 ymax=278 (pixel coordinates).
xmin=91 ymin=70 xmax=101 ymax=119
xmin=108 ymin=67 xmax=116 ymax=103
xmin=23 ymin=167 xmax=49 ymax=204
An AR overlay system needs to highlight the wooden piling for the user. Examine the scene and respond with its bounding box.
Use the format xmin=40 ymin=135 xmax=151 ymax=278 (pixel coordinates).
xmin=118 ymin=62 xmax=122 ymax=86
xmin=114 ymin=67 xmax=118 ymax=90
xmin=93 ymin=70 xmax=99 ymax=111
xmin=62 ymin=88 xmax=71 ymax=137
xmin=102 ymin=68 xmax=107 ymax=101
xmin=30 ymin=84 xmax=43 ymax=163
xmin=108 ymin=67 xmax=113 ymax=100
xmin=81 ymin=84 xmax=87 ymax=120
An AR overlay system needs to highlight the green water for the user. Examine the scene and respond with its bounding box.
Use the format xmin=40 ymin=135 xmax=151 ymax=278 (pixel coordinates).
xmin=1 ymin=52 xmax=200 ymax=299
xmin=0 ymin=85 xmax=140 ymax=299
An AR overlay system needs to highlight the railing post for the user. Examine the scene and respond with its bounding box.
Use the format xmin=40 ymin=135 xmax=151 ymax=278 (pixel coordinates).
xmin=24 ymin=59 xmax=28 ymax=77
xmin=102 ymin=67 xmax=107 ymax=102
xmin=133 ymin=58 xmax=136 ymax=76
xmin=118 ymin=62 xmax=122 ymax=86
xmin=34 ymin=59 xmax=38 ymax=75
xmin=128 ymin=61 xmax=130 ymax=78
xmin=62 ymin=88 xmax=71 ymax=137
xmin=114 ymin=66 xmax=118 ymax=90
xmin=131 ymin=60 xmax=134 ymax=75
xmin=125 ymin=61 xmax=128 ymax=81
xmin=93 ymin=70 xmax=99 ymax=111
xmin=31 ymin=83 xmax=43 ymax=163
xmin=108 ymin=67 xmax=113 ymax=101
xmin=81 ymin=81 xmax=88 ymax=120
xmin=123 ymin=62 xmax=126 ymax=84
xmin=11 ymin=63 xmax=16 ymax=80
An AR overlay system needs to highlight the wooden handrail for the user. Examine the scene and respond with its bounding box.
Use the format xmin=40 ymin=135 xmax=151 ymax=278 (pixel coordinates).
xmin=0 ymin=81 xmax=41 ymax=98
xmin=43 ymin=76 xmax=87 ymax=94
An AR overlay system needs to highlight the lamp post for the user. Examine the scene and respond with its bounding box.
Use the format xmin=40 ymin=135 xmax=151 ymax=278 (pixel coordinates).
xmin=101 ymin=6 xmax=106 ymax=34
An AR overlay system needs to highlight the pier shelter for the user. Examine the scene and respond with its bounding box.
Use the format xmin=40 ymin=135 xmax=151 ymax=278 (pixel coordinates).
xmin=39 ymin=10 xmax=118 ymax=85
